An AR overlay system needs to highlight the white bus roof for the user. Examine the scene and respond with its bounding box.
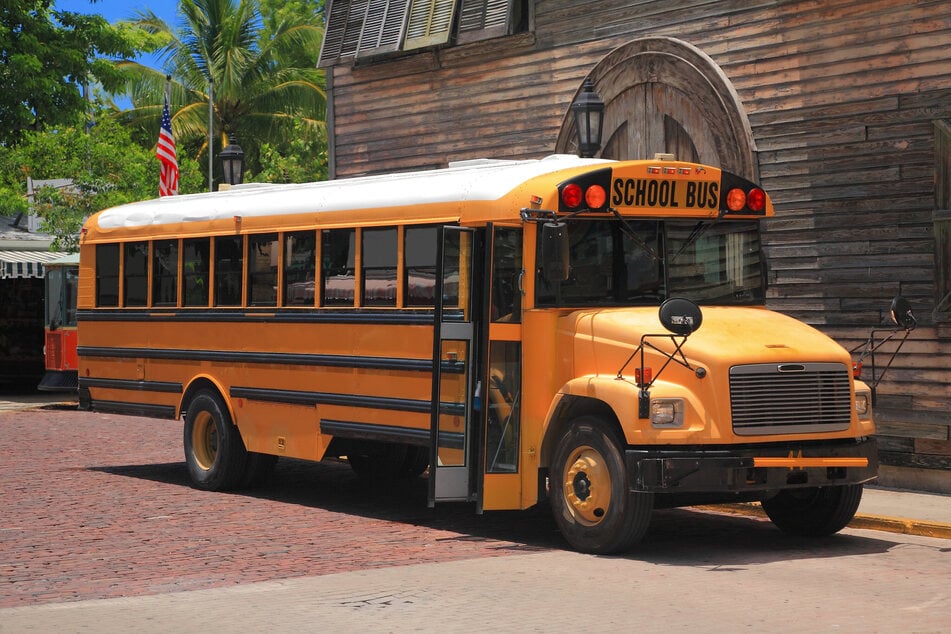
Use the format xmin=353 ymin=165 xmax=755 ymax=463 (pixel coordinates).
xmin=95 ymin=155 xmax=613 ymax=230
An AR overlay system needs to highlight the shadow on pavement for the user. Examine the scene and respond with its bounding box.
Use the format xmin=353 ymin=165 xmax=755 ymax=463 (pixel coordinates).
xmin=92 ymin=456 xmax=898 ymax=566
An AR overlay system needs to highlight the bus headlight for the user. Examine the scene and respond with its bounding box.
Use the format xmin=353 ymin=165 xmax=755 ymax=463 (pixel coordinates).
xmin=651 ymin=399 xmax=684 ymax=427
xmin=855 ymin=390 xmax=872 ymax=420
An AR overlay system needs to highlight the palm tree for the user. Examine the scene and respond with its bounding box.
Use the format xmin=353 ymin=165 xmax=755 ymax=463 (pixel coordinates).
xmin=116 ymin=0 xmax=326 ymax=185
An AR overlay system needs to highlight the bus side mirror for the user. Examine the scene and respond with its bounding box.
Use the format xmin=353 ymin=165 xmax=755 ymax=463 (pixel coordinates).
xmin=540 ymin=221 xmax=570 ymax=282
xmin=889 ymin=295 xmax=917 ymax=330
xmin=658 ymin=297 xmax=703 ymax=335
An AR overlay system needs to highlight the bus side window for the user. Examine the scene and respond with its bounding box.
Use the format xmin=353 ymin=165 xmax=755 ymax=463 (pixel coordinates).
xmin=283 ymin=231 xmax=317 ymax=307
xmin=95 ymin=244 xmax=120 ymax=307
xmin=321 ymin=229 xmax=355 ymax=306
xmin=248 ymin=233 xmax=279 ymax=306
xmin=153 ymin=239 xmax=179 ymax=307
xmin=182 ymin=238 xmax=209 ymax=307
xmin=405 ymin=226 xmax=437 ymax=306
xmin=491 ymin=227 xmax=522 ymax=322
xmin=362 ymin=227 xmax=397 ymax=307
xmin=123 ymin=241 xmax=149 ymax=307
xmin=214 ymin=236 xmax=243 ymax=307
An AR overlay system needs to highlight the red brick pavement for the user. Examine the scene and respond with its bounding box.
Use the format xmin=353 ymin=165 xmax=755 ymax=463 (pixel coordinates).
xmin=0 ymin=408 xmax=559 ymax=608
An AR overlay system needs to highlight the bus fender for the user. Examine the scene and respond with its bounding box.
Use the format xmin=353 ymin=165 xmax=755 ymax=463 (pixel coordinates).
xmin=179 ymin=374 xmax=235 ymax=424
xmin=538 ymin=376 xmax=634 ymax=469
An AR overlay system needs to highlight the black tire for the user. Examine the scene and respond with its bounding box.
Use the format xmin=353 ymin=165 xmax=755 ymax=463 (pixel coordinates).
xmin=401 ymin=445 xmax=430 ymax=478
xmin=348 ymin=441 xmax=411 ymax=480
xmin=183 ymin=391 xmax=248 ymax=491
xmin=242 ymin=452 xmax=279 ymax=488
xmin=762 ymin=484 xmax=863 ymax=536
xmin=549 ymin=417 xmax=653 ymax=554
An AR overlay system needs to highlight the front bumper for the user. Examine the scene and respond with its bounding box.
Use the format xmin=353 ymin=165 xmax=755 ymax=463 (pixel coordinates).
xmin=626 ymin=437 xmax=877 ymax=493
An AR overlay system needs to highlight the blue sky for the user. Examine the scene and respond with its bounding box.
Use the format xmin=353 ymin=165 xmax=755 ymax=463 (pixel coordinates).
xmin=55 ymin=0 xmax=180 ymax=72
xmin=55 ymin=0 xmax=179 ymax=27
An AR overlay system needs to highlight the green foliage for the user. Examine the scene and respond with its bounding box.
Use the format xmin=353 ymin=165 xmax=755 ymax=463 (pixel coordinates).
xmin=252 ymin=119 xmax=328 ymax=184
xmin=115 ymin=0 xmax=327 ymax=186
xmin=0 ymin=0 xmax=147 ymax=145
xmin=0 ymin=114 xmax=202 ymax=251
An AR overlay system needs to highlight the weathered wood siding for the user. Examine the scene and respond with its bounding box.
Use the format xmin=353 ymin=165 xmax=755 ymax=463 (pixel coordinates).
xmin=327 ymin=0 xmax=951 ymax=484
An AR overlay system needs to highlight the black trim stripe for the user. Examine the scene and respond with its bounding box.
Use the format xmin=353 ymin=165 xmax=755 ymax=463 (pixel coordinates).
xmin=80 ymin=377 xmax=183 ymax=393
xmin=320 ymin=419 xmax=464 ymax=450
xmin=231 ymin=386 xmax=466 ymax=417
xmin=86 ymin=399 xmax=177 ymax=419
xmin=76 ymin=308 xmax=465 ymax=326
xmin=320 ymin=419 xmax=430 ymax=446
xmin=79 ymin=347 xmax=434 ymax=372
xmin=232 ymin=386 xmax=426 ymax=412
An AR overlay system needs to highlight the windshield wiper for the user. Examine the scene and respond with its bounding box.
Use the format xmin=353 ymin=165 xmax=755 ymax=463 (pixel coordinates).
xmin=609 ymin=207 xmax=660 ymax=261
xmin=670 ymin=221 xmax=711 ymax=262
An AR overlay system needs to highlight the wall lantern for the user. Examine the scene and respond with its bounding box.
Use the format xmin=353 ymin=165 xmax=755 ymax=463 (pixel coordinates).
xmin=571 ymin=78 xmax=605 ymax=158
xmin=220 ymin=136 xmax=245 ymax=185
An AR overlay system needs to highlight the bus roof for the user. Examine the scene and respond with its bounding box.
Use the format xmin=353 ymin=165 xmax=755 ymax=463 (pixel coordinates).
xmin=92 ymin=155 xmax=613 ymax=231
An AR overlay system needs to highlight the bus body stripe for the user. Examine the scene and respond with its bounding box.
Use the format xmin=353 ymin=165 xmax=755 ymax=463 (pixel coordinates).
xmin=85 ymin=399 xmax=177 ymax=419
xmin=77 ymin=309 xmax=439 ymax=325
xmin=80 ymin=377 xmax=182 ymax=393
xmin=319 ymin=419 xmax=430 ymax=446
xmin=320 ymin=419 xmax=464 ymax=450
xmin=78 ymin=347 xmax=433 ymax=372
xmin=230 ymin=386 xmax=466 ymax=417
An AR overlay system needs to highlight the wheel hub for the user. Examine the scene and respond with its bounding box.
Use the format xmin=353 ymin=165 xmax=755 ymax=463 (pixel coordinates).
xmin=563 ymin=445 xmax=612 ymax=526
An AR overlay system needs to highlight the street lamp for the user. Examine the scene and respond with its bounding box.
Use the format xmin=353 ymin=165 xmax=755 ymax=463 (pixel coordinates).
xmin=220 ymin=136 xmax=245 ymax=185
xmin=571 ymin=78 xmax=604 ymax=158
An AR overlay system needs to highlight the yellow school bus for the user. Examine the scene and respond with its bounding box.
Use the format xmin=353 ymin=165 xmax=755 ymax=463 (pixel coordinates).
xmin=77 ymin=155 xmax=880 ymax=554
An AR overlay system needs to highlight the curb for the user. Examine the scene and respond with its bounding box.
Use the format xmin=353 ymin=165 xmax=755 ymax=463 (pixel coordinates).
xmin=694 ymin=503 xmax=951 ymax=540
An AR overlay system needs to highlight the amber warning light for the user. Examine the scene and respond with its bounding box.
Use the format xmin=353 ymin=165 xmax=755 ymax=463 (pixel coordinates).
xmin=726 ymin=187 xmax=767 ymax=213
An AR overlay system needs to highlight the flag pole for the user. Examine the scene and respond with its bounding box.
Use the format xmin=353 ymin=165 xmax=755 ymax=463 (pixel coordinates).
xmin=209 ymin=80 xmax=214 ymax=192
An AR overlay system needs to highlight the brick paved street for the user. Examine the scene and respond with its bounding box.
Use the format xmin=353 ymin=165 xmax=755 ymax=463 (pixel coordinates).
xmin=0 ymin=406 xmax=558 ymax=608
xmin=2 ymin=405 xmax=950 ymax=633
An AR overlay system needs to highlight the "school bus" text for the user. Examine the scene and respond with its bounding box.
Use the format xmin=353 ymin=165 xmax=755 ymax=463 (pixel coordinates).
xmin=612 ymin=178 xmax=719 ymax=210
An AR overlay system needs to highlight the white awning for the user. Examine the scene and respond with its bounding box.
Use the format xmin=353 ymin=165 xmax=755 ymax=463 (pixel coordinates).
xmin=0 ymin=250 xmax=67 ymax=279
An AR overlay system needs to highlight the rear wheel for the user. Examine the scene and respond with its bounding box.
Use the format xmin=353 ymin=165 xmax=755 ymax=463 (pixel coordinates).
xmin=762 ymin=484 xmax=863 ymax=536
xmin=549 ymin=417 xmax=653 ymax=554
xmin=183 ymin=391 xmax=248 ymax=491
xmin=348 ymin=442 xmax=425 ymax=480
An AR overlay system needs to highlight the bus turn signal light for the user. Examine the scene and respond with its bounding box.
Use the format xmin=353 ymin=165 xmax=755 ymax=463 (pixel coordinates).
xmin=635 ymin=367 xmax=652 ymax=386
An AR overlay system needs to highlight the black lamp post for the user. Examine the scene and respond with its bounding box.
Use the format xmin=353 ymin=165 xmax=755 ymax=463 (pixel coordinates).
xmin=571 ymin=78 xmax=605 ymax=158
xmin=220 ymin=136 xmax=245 ymax=185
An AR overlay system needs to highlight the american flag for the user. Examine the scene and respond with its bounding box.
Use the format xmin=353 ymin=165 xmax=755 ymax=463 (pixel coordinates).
xmin=156 ymin=93 xmax=178 ymax=196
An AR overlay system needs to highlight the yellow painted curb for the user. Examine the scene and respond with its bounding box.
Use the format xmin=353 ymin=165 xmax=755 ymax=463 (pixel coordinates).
xmin=692 ymin=503 xmax=951 ymax=540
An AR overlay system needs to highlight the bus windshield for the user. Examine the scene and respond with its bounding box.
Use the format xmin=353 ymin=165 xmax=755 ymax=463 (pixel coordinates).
xmin=535 ymin=219 xmax=764 ymax=307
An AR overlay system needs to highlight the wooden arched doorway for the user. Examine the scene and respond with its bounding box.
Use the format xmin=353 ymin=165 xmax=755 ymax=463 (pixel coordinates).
xmin=556 ymin=37 xmax=758 ymax=180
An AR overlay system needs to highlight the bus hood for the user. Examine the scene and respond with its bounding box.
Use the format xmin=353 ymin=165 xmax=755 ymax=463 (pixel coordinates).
xmin=567 ymin=306 xmax=851 ymax=373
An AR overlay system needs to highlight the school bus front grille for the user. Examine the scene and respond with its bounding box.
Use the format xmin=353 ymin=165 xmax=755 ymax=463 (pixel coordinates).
xmin=729 ymin=363 xmax=852 ymax=435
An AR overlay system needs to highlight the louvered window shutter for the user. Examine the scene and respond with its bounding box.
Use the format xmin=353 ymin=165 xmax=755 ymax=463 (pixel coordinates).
xmin=357 ymin=0 xmax=411 ymax=58
xmin=403 ymin=0 xmax=457 ymax=51
xmin=457 ymin=0 xmax=514 ymax=44
xmin=318 ymin=0 xmax=352 ymax=67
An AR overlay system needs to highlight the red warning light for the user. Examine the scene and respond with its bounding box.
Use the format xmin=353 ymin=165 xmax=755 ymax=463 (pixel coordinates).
xmin=561 ymin=183 xmax=583 ymax=209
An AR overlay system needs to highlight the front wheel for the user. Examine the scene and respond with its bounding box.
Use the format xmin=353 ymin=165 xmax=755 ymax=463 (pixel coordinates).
xmin=549 ymin=417 xmax=653 ymax=554
xmin=762 ymin=484 xmax=863 ymax=536
xmin=183 ymin=391 xmax=248 ymax=491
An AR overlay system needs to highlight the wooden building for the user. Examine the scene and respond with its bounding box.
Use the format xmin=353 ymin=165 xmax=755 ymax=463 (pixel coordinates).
xmin=318 ymin=0 xmax=951 ymax=491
